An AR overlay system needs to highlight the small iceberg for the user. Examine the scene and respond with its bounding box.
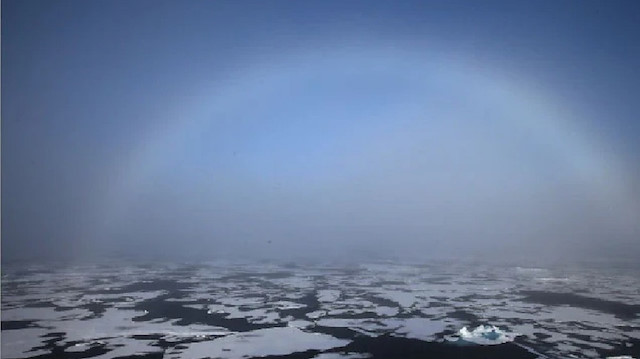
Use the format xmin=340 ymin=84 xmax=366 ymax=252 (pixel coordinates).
xmin=447 ymin=325 xmax=519 ymax=345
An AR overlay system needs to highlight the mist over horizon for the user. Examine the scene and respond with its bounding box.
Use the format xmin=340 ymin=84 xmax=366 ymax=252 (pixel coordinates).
xmin=3 ymin=1 xmax=640 ymax=265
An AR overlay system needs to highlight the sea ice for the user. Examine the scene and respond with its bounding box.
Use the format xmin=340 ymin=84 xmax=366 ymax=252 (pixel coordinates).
xmin=0 ymin=327 xmax=51 ymax=358
xmin=174 ymin=327 xmax=349 ymax=359
xmin=382 ymin=318 xmax=451 ymax=340
xmin=448 ymin=324 xmax=519 ymax=345
xmin=318 ymin=290 xmax=341 ymax=303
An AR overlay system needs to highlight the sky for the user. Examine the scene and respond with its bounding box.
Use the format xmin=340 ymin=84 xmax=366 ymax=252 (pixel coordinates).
xmin=2 ymin=0 xmax=640 ymax=263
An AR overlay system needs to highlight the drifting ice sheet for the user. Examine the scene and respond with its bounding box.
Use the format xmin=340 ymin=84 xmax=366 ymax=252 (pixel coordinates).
xmin=173 ymin=327 xmax=349 ymax=359
xmin=449 ymin=325 xmax=519 ymax=345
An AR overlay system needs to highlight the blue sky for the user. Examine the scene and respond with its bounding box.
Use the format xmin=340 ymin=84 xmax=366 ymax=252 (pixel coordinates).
xmin=2 ymin=0 xmax=640 ymax=262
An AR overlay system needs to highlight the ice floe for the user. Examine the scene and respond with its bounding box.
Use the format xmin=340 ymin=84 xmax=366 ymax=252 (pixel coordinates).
xmin=173 ymin=327 xmax=349 ymax=359
xmin=0 ymin=327 xmax=51 ymax=358
xmin=448 ymin=324 xmax=519 ymax=345
xmin=312 ymin=352 xmax=372 ymax=359
xmin=318 ymin=290 xmax=341 ymax=303
xmin=381 ymin=318 xmax=452 ymax=340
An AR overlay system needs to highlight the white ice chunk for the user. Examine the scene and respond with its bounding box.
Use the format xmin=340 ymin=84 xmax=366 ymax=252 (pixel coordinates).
xmin=449 ymin=325 xmax=519 ymax=345
xmin=312 ymin=352 xmax=372 ymax=359
xmin=318 ymin=290 xmax=341 ymax=303
xmin=307 ymin=310 xmax=328 ymax=319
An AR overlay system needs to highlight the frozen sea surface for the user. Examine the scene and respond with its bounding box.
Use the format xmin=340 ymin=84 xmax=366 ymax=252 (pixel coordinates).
xmin=1 ymin=260 xmax=639 ymax=359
